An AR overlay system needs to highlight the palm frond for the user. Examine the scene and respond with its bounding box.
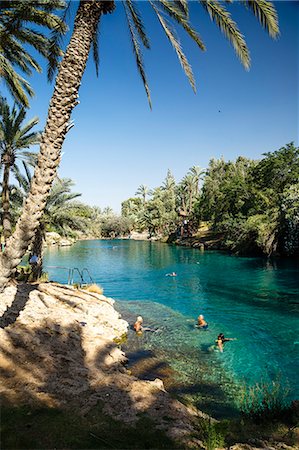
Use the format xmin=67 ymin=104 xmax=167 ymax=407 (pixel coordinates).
xmin=242 ymin=0 xmax=279 ymax=38
xmin=175 ymin=1 xmax=189 ymax=16
xmin=92 ymin=18 xmax=100 ymax=77
xmin=158 ymin=0 xmax=205 ymax=51
xmin=199 ymin=0 xmax=250 ymax=69
xmin=123 ymin=1 xmax=152 ymax=108
xmin=47 ymin=0 xmax=70 ymax=82
xmin=125 ymin=0 xmax=150 ymax=48
xmin=151 ymin=1 xmax=196 ymax=92
xmin=0 ymin=55 xmax=34 ymax=107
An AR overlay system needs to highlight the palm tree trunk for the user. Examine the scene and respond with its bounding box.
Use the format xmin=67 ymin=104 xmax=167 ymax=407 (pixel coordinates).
xmin=30 ymin=223 xmax=45 ymax=281
xmin=0 ymin=1 xmax=115 ymax=290
xmin=1 ymin=162 xmax=12 ymax=243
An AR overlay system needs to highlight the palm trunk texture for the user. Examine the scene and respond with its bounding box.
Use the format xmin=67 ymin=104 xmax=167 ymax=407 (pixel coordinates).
xmin=1 ymin=163 xmax=12 ymax=243
xmin=30 ymin=223 xmax=45 ymax=280
xmin=0 ymin=1 xmax=115 ymax=290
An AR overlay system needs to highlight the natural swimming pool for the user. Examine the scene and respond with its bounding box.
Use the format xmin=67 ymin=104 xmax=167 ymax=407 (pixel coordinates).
xmin=44 ymin=239 xmax=299 ymax=417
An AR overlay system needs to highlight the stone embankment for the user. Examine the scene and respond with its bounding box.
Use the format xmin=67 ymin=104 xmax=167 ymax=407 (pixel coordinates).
xmin=171 ymin=230 xmax=225 ymax=251
xmin=45 ymin=231 xmax=74 ymax=247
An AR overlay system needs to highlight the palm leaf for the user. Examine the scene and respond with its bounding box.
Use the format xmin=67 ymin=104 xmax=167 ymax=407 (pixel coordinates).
xmin=151 ymin=1 xmax=196 ymax=92
xmin=92 ymin=18 xmax=100 ymax=77
xmin=158 ymin=1 xmax=205 ymax=51
xmin=199 ymin=0 xmax=250 ymax=69
xmin=242 ymin=0 xmax=279 ymax=38
xmin=0 ymin=56 xmax=34 ymax=107
xmin=123 ymin=1 xmax=152 ymax=108
xmin=47 ymin=0 xmax=70 ymax=82
xmin=125 ymin=0 xmax=150 ymax=48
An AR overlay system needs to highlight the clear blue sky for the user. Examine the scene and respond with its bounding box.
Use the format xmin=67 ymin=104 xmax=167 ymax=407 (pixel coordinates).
xmin=4 ymin=1 xmax=299 ymax=212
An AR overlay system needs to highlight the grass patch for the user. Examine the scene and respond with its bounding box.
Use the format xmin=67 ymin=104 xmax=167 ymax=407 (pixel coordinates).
xmin=0 ymin=403 xmax=181 ymax=449
xmin=84 ymin=284 xmax=104 ymax=295
xmin=196 ymin=418 xmax=226 ymax=450
xmin=238 ymin=377 xmax=292 ymax=423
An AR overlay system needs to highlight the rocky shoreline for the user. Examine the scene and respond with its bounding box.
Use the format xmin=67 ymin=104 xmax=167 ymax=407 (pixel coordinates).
xmin=0 ymin=282 xmax=297 ymax=449
xmin=0 ymin=282 xmax=206 ymax=448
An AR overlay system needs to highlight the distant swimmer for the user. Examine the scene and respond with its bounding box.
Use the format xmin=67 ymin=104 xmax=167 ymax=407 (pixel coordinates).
xmin=197 ymin=314 xmax=208 ymax=330
xmin=134 ymin=316 xmax=143 ymax=334
xmin=166 ymin=272 xmax=177 ymax=277
xmin=216 ymin=333 xmax=237 ymax=353
xmin=133 ymin=316 xmax=160 ymax=334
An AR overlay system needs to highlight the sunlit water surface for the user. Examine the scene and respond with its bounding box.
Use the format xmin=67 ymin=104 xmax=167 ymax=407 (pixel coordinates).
xmin=43 ymin=240 xmax=299 ymax=417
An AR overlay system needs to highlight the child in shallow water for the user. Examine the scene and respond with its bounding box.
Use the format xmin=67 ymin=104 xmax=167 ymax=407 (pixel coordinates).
xmin=216 ymin=333 xmax=236 ymax=352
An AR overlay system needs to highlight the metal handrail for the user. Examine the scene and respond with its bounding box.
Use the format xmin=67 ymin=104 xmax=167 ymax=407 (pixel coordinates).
xmin=45 ymin=265 xmax=94 ymax=287
xmin=81 ymin=267 xmax=94 ymax=284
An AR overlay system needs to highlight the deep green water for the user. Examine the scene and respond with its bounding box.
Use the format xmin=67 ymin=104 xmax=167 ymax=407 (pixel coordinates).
xmin=43 ymin=239 xmax=299 ymax=417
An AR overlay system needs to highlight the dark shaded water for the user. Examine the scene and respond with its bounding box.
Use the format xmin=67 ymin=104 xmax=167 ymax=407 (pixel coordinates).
xmin=44 ymin=240 xmax=299 ymax=417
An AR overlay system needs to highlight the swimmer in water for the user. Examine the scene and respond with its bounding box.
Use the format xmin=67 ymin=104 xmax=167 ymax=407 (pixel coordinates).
xmin=133 ymin=316 xmax=160 ymax=334
xmin=216 ymin=333 xmax=236 ymax=352
xmin=166 ymin=272 xmax=177 ymax=277
xmin=134 ymin=316 xmax=143 ymax=333
xmin=197 ymin=314 xmax=208 ymax=330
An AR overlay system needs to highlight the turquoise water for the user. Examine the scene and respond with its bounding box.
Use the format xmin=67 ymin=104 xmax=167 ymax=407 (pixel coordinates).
xmin=43 ymin=239 xmax=299 ymax=416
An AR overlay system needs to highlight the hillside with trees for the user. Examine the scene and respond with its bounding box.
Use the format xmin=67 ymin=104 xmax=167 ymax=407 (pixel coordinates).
xmin=121 ymin=143 xmax=299 ymax=257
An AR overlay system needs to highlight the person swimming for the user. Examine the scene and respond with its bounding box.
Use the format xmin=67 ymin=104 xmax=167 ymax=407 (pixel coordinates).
xmin=197 ymin=314 xmax=208 ymax=330
xmin=166 ymin=272 xmax=177 ymax=277
xmin=216 ymin=333 xmax=236 ymax=352
xmin=133 ymin=316 xmax=160 ymax=334
xmin=134 ymin=316 xmax=143 ymax=333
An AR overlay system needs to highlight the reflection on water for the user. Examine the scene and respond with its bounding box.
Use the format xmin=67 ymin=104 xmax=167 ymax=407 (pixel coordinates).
xmin=44 ymin=240 xmax=299 ymax=416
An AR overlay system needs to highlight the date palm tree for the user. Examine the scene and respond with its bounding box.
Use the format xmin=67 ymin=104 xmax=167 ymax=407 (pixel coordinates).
xmin=136 ymin=184 xmax=149 ymax=205
xmin=0 ymin=0 xmax=67 ymax=107
xmin=0 ymin=98 xmax=40 ymax=243
xmin=0 ymin=0 xmax=279 ymax=289
xmin=30 ymin=178 xmax=89 ymax=278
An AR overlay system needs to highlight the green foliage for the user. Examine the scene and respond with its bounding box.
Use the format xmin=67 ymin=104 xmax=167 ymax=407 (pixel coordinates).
xmin=122 ymin=143 xmax=299 ymax=256
xmin=100 ymin=213 xmax=132 ymax=238
xmin=197 ymin=418 xmax=225 ymax=450
xmin=198 ymin=143 xmax=299 ymax=256
xmin=238 ymin=377 xmax=291 ymax=423
xmin=0 ymin=1 xmax=67 ymax=106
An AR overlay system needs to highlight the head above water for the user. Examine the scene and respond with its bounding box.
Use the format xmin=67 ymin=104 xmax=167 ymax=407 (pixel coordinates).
xmin=199 ymin=315 xmax=204 ymax=319
xmin=218 ymin=333 xmax=225 ymax=340
xmin=137 ymin=316 xmax=143 ymax=323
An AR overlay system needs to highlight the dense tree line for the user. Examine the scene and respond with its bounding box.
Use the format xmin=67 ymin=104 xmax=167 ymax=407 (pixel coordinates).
xmin=122 ymin=143 xmax=299 ymax=257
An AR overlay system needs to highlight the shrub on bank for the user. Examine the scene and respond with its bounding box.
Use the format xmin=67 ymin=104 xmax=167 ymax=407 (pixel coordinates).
xmin=238 ymin=377 xmax=291 ymax=423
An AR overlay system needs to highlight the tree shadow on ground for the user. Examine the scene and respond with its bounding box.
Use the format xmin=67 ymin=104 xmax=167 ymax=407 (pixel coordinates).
xmin=0 ymin=284 xmax=36 ymax=328
xmin=0 ymin=311 xmax=193 ymax=449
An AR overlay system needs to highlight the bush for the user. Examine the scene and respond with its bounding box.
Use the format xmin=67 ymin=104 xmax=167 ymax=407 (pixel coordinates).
xmin=238 ymin=377 xmax=291 ymax=423
xmin=197 ymin=418 xmax=225 ymax=450
xmin=84 ymin=283 xmax=103 ymax=295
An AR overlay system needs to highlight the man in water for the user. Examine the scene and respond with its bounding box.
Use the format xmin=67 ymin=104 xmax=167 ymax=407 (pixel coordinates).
xmin=216 ymin=333 xmax=236 ymax=352
xmin=133 ymin=316 xmax=160 ymax=334
xmin=197 ymin=314 xmax=208 ymax=330
xmin=166 ymin=272 xmax=177 ymax=277
xmin=134 ymin=316 xmax=143 ymax=334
